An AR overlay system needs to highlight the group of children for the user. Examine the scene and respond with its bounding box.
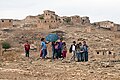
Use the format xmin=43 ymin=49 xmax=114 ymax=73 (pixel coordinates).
xmin=24 ymin=38 xmax=88 ymax=62
xmin=51 ymin=40 xmax=67 ymax=60
xmin=70 ymin=41 xmax=88 ymax=62
xmin=39 ymin=38 xmax=68 ymax=60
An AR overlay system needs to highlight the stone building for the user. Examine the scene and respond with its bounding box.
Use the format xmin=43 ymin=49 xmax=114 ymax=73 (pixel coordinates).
xmin=24 ymin=16 xmax=38 ymax=24
xmin=71 ymin=15 xmax=82 ymax=25
xmin=93 ymin=21 xmax=120 ymax=31
xmin=37 ymin=10 xmax=61 ymax=29
xmin=0 ymin=10 xmax=91 ymax=29
xmin=0 ymin=19 xmax=13 ymax=28
xmin=70 ymin=16 xmax=90 ymax=26
xmin=43 ymin=10 xmax=56 ymax=19
xmin=81 ymin=16 xmax=90 ymax=25
xmin=13 ymin=19 xmax=22 ymax=27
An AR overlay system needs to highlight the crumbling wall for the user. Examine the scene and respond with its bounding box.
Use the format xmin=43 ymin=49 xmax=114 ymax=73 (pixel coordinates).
xmin=24 ymin=16 xmax=38 ymax=24
xmin=0 ymin=19 xmax=13 ymax=28
xmin=81 ymin=17 xmax=90 ymax=25
xmin=93 ymin=21 xmax=120 ymax=31
xmin=71 ymin=16 xmax=82 ymax=25
xmin=13 ymin=20 xmax=22 ymax=27
xmin=43 ymin=10 xmax=56 ymax=20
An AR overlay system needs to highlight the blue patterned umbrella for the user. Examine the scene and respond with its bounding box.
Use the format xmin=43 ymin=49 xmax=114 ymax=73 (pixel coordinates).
xmin=45 ymin=34 xmax=59 ymax=42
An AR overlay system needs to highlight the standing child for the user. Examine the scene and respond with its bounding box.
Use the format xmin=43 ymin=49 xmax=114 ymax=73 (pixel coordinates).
xmin=24 ymin=41 xmax=30 ymax=57
xmin=58 ymin=39 xmax=63 ymax=58
xmin=79 ymin=42 xmax=84 ymax=61
xmin=40 ymin=38 xmax=47 ymax=59
xmin=70 ymin=41 xmax=76 ymax=61
xmin=62 ymin=42 xmax=67 ymax=59
xmin=83 ymin=41 xmax=88 ymax=62
xmin=75 ymin=43 xmax=80 ymax=62
xmin=51 ymin=41 xmax=56 ymax=60
xmin=55 ymin=42 xmax=59 ymax=59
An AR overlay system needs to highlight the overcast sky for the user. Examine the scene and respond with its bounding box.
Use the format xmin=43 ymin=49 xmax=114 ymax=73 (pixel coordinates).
xmin=0 ymin=0 xmax=120 ymax=23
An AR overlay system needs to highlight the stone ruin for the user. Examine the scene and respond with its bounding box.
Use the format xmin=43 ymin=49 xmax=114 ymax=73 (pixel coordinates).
xmin=94 ymin=49 xmax=120 ymax=61
xmin=0 ymin=10 xmax=91 ymax=29
xmin=1 ymin=10 xmax=120 ymax=32
xmin=0 ymin=19 xmax=13 ymax=28
xmin=70 ymin=16 xmax=90 ymax=26
xmin=93 ymin=21 xmax=120 ymax=31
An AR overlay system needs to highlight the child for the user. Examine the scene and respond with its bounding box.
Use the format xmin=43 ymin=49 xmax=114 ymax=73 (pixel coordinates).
xmin=24 ymin=41 xmax=30 ymax=57
xmin=55 ymin=42 xmax=59 ymax=59
xmin=51 ymin=41 xmax=56 ymax=60
xmin=62 ymin=42 xmax=67 ymax=59
xmin=75 ymin=43 xmax=80 ymax=62
xmin=70 ymin=41 xmax=76 ymax=61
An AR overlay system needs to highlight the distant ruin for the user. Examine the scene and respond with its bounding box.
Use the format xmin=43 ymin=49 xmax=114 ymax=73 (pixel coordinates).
xmin=0 ymin=10 xmax=91 ymax=29
xmin=0 ymin=10 xmax=120 ymax=31
xmin=93 ymin=21 xmax=120 ymax=31
xmin=0 ymin=19 xmax=13 ymax=28
xmin=23 ymin=10 xmax=91 ymax=29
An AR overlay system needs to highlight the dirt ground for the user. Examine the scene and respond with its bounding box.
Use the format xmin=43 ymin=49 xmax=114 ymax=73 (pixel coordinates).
xmin=0 ymin=26 xmax=120 ymax=80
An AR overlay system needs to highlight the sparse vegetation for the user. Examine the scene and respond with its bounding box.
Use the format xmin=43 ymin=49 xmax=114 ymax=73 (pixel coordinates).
xmin=39 ymin=15 xmax=44 ymax=20
xmin=2 ymin=42 xmax=11 ymax=51
xmin=64 ymin=17 xmax=71 ymax=23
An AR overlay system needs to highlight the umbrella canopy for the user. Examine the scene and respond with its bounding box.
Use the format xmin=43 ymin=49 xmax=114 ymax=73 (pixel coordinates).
xmin=45 ymin=34 xmax=59 ymax=42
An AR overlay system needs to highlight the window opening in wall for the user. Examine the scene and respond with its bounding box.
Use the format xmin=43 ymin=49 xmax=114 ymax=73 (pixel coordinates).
xmin=83 ymin=20 xmax=85 ymax=22
xmin=2 ymin=20 xmax=4 ymax=22
xmin=97 ymin=52 xmax=99 ymax=54
xmin=103 ymin=52 xmax=105 ymax=55
xmin=45 ymin=21 xmax=46 ymax=23
xmin=9 ymin=20 xmax=11 ymax=22
xmin=109 ymin=51 xmax=111 ymax=54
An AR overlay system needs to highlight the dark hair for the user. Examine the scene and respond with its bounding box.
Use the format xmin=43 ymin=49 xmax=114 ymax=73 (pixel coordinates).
xmin=41 ymin=38 xmax=45 ymax=41
xmin=52 ymin=41 xmax=55 ymax=43
xmin=63 ymin=42 xmax=66 ymax=45
xmin=60 ymin=38 xmax=63 ymax=41
xmin=26 ymin=40 xmax=28 ymax=43
xmin=79 ymin=42 xmax=82 ymax=45
xmin=76 ymin=44 xmax=80 ymax=49
xmin=56 ymin=42 xmax=59 ymax=44
xmin=83 ymin=41 xmax=86 ymax=43
xmin=73 ymin=41 xmax=76 ymax=44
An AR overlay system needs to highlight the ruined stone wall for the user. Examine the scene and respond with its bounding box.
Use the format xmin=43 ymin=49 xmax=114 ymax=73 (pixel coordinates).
xmin=110 ymin=24 xmax=118 ymax=31
xmin=24 ymin=16 xmax=38 ymax=24
xmin=0 ymin=19 xmax=13 ymax=28
xmin=37 ymin=20 xmax=49 ymax=29
xmin=13 ymin=20 xmax=22 ymax=27
xmin=94 ymin=21 xmax=114 ymax=29
xmin=43 ymin=10 xmax=56 ymax=20
xmin=93 ymin=21 xmax=120 ymax=31
xmin=37 ymin=18 xmax=60 ymax=29
xmin=99 ymin=21 xmax=114 ymax=29
xmin=39 ymin=10 xmax=61 ymax=29
xmin=71 ymin=16 xmax=82 ymax=25
xmin=81 ymin=17 xmax=90 ymax=25
xmin=114 ymin=24 xmax=120 ymax=31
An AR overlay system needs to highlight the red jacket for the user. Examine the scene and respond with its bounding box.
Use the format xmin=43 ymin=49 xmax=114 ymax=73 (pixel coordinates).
xmin=24 ymin=43 xmax=30 ymax=51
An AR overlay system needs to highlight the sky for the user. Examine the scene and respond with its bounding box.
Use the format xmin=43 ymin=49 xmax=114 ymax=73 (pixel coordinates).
xmin=0 ymin=0 xmax=120 ymax=23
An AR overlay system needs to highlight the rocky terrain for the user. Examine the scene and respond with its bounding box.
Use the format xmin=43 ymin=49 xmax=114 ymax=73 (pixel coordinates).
xmin=0 ymin=26 xmax=120 ymax=80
